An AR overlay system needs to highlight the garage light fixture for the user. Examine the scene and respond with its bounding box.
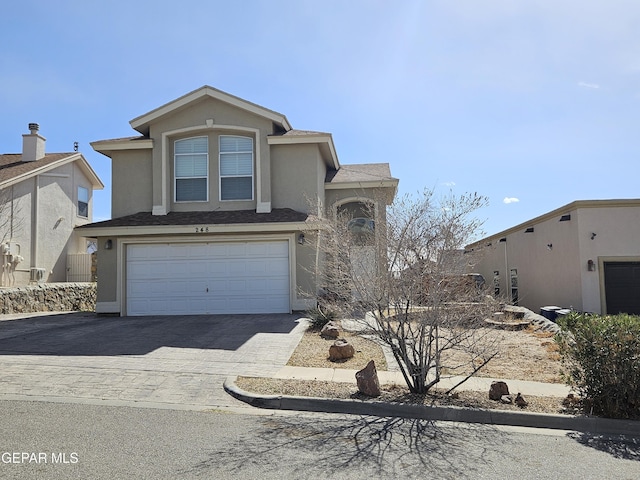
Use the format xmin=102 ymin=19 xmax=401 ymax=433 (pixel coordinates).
xmin=298 ymin=233 xmax=305 ymax=245
xmin=104 ymin=239 xmax=113 ymax=250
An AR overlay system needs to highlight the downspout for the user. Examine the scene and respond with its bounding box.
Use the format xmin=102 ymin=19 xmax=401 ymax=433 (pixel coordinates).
xmin=31 ymin=175 xmax=39 ymax=272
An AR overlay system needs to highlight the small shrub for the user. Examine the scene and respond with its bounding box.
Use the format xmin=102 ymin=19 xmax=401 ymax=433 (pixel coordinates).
xmin=556 ymin=312 xmax=640 ymax=419
xmin=306 ymin=305 xmax=337 ymax=330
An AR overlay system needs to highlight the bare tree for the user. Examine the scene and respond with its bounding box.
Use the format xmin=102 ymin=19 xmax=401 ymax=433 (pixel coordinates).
xmin=313 ymin=189 xmax=500 ymax=394
xmin=0 ymin=188 xmax=15 ymax=245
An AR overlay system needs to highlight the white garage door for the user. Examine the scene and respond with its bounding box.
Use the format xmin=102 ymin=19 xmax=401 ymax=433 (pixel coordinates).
xmin=126 ymin=241 xmax=290 ymax=316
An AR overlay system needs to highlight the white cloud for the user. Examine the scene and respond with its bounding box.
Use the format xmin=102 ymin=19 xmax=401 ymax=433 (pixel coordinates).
xmin=578 ymin=81 xmax=600 ymax=89
xmin=503 ymin=197 xmax=520 ymax=204
xmin=442 ymin=181 xmax=456 ymax=187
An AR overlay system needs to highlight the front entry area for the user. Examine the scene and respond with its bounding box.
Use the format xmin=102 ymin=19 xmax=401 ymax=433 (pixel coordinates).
xmin=126 ymin=240 xmax=290 ymax=316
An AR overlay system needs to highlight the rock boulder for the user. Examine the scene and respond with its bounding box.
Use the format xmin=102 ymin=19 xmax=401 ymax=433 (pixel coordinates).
xmin=329 ymin=338 xmax=355 ymax=361
xmin=356 ymin=360 xmax=381 ymax=397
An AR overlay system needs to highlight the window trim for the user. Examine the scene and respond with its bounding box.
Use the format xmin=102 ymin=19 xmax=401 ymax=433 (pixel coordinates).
xmin=77 ymin=186 xmax=89 ymax=218
xmin=219 ymin=135 xmax=254 ymax=202
xmin=174 ymin=136 xmax=209 ymax=203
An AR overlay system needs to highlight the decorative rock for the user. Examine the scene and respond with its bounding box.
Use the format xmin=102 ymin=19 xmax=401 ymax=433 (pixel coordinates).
xmin=356 ymin=360 xmax=381 ymax=397
xmin=320 ymin=321 xmax=340 ymax=339
xmin=489 ymin=381 xmax=510 ymax=400
xmin=329 ymin=338 xmax=355 ymax=361
xmin=500 ymin=394 xmax=513 ymax=404
xmin=515 ymin=392 xmax=528 ymax=408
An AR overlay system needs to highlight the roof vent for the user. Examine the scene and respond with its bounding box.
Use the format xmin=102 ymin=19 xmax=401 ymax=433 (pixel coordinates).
xmin=22 ymin=123 xmax=46 ymax=162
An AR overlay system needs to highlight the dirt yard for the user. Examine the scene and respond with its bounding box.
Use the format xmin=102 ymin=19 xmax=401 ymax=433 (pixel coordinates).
xmin=286 ymin=322 xmax=563 ymax=384
xmin=237 ymin=320 xmax=571 ymax=415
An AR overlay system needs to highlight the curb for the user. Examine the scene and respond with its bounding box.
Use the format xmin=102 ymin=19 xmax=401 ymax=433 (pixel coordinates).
xmin=223 ymin=376 xmax=639 ymax=437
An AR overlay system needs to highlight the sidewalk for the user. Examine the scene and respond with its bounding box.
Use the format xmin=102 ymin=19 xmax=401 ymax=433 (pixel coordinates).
xmin=274 ymin=365 xmax=572 ymax=398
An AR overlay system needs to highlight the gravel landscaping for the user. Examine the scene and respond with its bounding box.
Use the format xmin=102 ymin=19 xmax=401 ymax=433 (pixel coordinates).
xmin=237 ymin=317 xmax=575 ymax=415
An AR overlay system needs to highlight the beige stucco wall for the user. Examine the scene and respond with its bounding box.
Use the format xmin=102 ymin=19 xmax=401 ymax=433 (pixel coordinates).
xmin=111 ymin=150 xmax=153 ymax=217
xmin=575 ymin=206 xmax=640 ymax=313
xmin=37 ymin=163 xmax=95 ymax=282
xmin=95 ymin=236 xmax=118 ymax=305
xmin=270 ymin=144 xmax=325 ymax=214
xmin=2 ymin=182 xmax=32 ymax=285
xmin=475 ymin=214 xmax=582 ymax=312
xmin=294 ymin=236 xmax=316 ymax=308
xmin=2 ymin=162 xmax=95 ymax=286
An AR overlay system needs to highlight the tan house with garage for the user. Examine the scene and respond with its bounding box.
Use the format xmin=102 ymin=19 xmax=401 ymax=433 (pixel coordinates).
xmin=1 ymin=124 xmax=104 ymax=286
xmin=468 ymin=199 xmax=640 ymax=316
xmin=79 ymin=86 xmax=398 ymax=316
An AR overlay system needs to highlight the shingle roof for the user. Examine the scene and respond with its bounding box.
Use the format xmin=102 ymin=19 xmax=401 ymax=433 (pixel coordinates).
xmin=271 ymin=129 xmax=331 ymax=137
xmin=77 ymin=208 xmax=309 ymax=229
xmin=0 ymin=153 xmax=75 ymax=184
xmin=92 ymin=135 xmax=149 ymax=145
xmin=325 ymin=163 xmax=396 ymax=184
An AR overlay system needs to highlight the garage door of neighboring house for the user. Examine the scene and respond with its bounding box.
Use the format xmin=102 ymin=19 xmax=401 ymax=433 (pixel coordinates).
xmin=603 ymin=261 xmax=640 ymax=315
xmin=126 ymin=241 xmax=290 ymax=316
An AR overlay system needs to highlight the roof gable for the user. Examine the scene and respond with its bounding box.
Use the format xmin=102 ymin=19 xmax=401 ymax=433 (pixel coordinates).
xmin=0 ymin=153 xmax=104 ymax=190
xmin=130 ymin=85 xmax=292 ymax=136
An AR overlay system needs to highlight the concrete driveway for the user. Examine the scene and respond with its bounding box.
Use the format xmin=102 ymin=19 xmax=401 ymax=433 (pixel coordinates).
xmin=0 ymin=312 xmax=308 ymax=410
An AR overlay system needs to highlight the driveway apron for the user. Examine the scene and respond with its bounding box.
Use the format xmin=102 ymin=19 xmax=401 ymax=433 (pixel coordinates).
xmin=0 ymin=312 xmax=308 ymax=410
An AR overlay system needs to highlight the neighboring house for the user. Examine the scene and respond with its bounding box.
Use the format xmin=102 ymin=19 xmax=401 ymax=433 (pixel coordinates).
xmin=0 ymin=124 xmax=104 ymax=286
xmin=79 ymin=86 xmax=398 ymax=316
xmin=468 ymin=199 xmax=640 ymax=315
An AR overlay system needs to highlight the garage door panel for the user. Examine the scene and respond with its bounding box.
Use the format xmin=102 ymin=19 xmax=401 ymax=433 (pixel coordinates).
xmin=604 ymin=261 xmax=640 ymax=315
xmin=127 ymin=240 xmax=290 ymax=315
xmin=128 ymin=261 xmax=168 ymax=278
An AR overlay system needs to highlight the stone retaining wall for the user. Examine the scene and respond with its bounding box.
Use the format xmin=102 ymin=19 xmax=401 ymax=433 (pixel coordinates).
xmin=0 ymin=283 xmax=96 ymax=314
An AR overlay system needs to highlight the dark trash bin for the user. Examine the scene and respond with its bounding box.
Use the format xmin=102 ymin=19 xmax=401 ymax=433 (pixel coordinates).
xmin=540 ymin=306 xmax=561 ymax=322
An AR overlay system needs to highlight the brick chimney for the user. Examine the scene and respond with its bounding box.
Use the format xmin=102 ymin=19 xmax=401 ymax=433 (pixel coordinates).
xmin=22 ymin=123 xmax=46 ymax=162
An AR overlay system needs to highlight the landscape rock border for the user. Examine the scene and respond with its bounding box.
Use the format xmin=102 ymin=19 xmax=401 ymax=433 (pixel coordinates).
xmin=0 ymin=283 xmax=96 ymax=314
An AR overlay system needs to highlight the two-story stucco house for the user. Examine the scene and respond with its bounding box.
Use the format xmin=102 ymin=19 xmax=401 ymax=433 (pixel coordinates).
xmin=468 ymin=199 xmax=640 ymax=316
xmin=79 ymin=86 xmax=398 ymax=316
xmin=0 ymin=124 xmax=104 ymax=286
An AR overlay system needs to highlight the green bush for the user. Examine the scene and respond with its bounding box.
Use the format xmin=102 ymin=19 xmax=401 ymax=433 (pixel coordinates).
xmin=306 ymin=305 xmax=337 ymax=330
xmin=556 ymin=312 xmax=640 ymax=419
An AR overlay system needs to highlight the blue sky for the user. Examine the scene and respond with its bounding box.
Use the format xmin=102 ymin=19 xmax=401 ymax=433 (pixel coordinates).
xmin=2 ymin=0 xmax=639 ymax=238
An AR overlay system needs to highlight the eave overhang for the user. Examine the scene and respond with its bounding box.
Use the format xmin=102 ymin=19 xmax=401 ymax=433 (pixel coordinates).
xmin=75 ymin=221 xmax=314 ymax=237
xmin=90 ymin=137 xmax=154 ymax=157
xmin=0 ymin=153 xmax=104 ymax=190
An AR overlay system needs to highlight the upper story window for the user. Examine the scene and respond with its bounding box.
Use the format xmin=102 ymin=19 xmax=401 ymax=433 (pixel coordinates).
xmin=219 ymin=135 xmax=253 ymax=201
xmin=175 ymin=136 xmax=208 ymax=202
xmin=77 ymin=186 xmax=88 ymax=218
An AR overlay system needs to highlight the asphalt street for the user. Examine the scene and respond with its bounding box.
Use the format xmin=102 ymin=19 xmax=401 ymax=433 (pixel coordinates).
xmin=0 ymin=400 xmax=638 ymax=480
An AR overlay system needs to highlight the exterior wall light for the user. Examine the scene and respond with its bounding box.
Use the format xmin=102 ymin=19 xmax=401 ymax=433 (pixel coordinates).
xmin=104 ymin=239 xmax=113 ymax=250
xmin=587 ymin=259 xmax=596 ymax=271
xmin=298 ymin=233 xmax=305 ymax=245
